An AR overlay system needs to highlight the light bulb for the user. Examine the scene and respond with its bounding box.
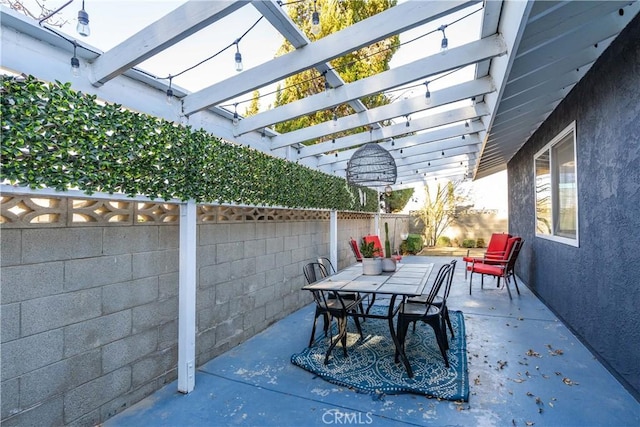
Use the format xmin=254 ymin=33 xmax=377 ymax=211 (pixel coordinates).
xmin=440 ymin=36 xmax=448 ymax=54
xmin=166 ymin=88 xmax=173 ymax=105
xmin=234 ymin=51 xmax=243 ymax=72
xmin=233 ymin=111 xmax=239 ymax=126
xmin=76 ymin=9 xmax=90 ymax=37
xmin=311 ymin=11 xmax=320 ymax=36
xmin=324 ymin=80 xmax=331 ymax=97
xmin=70 ymin=56 xmax=80 ymax=77
xmin=332 ymin=111 xmax=338 ymax=127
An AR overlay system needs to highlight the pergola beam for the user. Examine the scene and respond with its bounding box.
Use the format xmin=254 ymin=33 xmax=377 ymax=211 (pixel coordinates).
xmin=182 ymin=0 xmax=480 ymax=115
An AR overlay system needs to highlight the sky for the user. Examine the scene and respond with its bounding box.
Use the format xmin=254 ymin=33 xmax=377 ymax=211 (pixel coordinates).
xmin=7 ymin=0 xmax=508 ymax=212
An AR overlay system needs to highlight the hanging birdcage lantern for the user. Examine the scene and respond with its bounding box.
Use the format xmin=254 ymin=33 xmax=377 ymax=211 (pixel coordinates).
xmin=346 ymin=143 xmax=397 ymax=187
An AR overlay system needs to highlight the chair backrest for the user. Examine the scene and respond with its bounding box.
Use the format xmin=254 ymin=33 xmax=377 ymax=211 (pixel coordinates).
xmin=317 ymin=257 xmax=336 ymax=277
xmin=363 ymin=235 xmax=384 ymax=257
xmin=505 ymin=238 xmax=524 ymax=272
xmin=303 ymin=262 xmax=328 ymax=285
xmin=485 ymin=233 xmax=512 ymax=260
xmin=349 ymin=238 xmax=363 ymax=262
xmin=422 ymin=263 xmax=453 ymax=307
xmin=441 ymin=259 xmax=457 ymax=302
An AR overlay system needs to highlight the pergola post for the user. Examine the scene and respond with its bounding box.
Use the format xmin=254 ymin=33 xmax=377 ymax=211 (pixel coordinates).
xmin=178 ymin=199 xmax=197 ymax=393
xmin=330 ymin=210 xmax=338 ymax=269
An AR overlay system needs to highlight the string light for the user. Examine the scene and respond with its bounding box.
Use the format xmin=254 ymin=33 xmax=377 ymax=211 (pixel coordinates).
xmin=234 ymin=40 xmax=243 ymax=72
xmin=405 ymin=115 xmax=411 ymax=127
xmin=233 ymin=103 xmax=239 ymax=126
xmin=332 ymin=108 xmax=338 ymax=127
xmin=70 ymin=41 xmax=80 ymax=77
xmin=261 ymin=128 xmax=266 ymax=141
xmin=166 ymin=76 xmax=174 ymax=104
xmin=311 ymin=0 xmax=321 ymax=36
xmin=76 ymin=0 xmax=90 ymax=37
xmin=438 ymin=25 xmax=448 ymax=54
xmin=424 ymin=81 xmax=431 ymax=105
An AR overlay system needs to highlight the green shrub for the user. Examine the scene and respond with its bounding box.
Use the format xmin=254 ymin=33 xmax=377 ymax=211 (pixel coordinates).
xmin=475 ymin=237 xmax=486 ymax=248
xmin=462 ymin=239 xmax=476 ymax=248
xmin=403 ymin=234 xmax=424 ymax=254
xmin=436 ymin=236 xmax=451 ymax=247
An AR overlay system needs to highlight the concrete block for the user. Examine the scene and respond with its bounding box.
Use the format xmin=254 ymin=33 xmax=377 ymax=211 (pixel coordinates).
xmin=199 ymin=263 xmax=229 ymax=289
xmin=102 ymin=277 xmax=158 ymax=314
xmin=265 ymin=298 xmax=284 ymax=320
xmin=283 ymin=235 xmax=299 ymax=251
xmin=66 ymin=409 xmax=100 ymax=427
xmin=275 ymin=251 xmax=291 ymax=268
xmin=64 ymin=366 xmax=131 ymax=424
xmin=132 ymin=249 xmax=179 ymax=280
xmin=21 ymin=228 xmax=102 ymax=263
xmin=1 ymin=303 xmax=20 ymax=343
xmin=64 ymin=254 xmax=132 ymax=291
xmin=101 ymin=330 xmax=157 ymax=374
xmin=196 ymin=327 xmax=217 ymax=356
xmin=132 ymin=297 xmax=177 ymax=334
xmin=131 ymin=347 xmax=177 ymax=387
xmin=20 ymin=350 xmax=101 ymax=407
xmin=2 ymin=396 xmax=64 ymax=427
xmin=215 ymin=316 xmax=243 ymax=344
xmin=1 ymin=378 xmax=19 ymax=420
xmin=196 ymin=244 xmax=216 ymax=268
xmin=265 ymin=237 xmax=284 ymax=254
xmin=0 ymin=229 xmax=21 ymax=267
xmin=103 ymin=226 xmax=158 ymax=255
xmin=254 ymin=253 xmax=275 ymax=274
xmin=216 ymin=241 xmax=243 ymax=263
xmin=199 ymin=223 xmax=229 ymax=246
xmin=243 ymin=239 xmax=265 ymax=258
xmin=276 ymin=221 xmax=293 ymax=237
xmin=228 ymin=223 xmax=256 ymax=241
xmin=158 ymin=225 xmax=179 ymax=250
xmin=100 ymin=381 xmax=158 ymax=422
xmin=255 ymin=222 xmax=276 ymax=239
xmin=254 ymin=285 xmax=275 ymax=308
xmin=230 ymin=258 xmax=256 ymax=280
xmin=21 ymin=288 xmax=102 ymax=336
xmin=195 ymin=287 xmax=215 ymax=311
xmin=158 ymin=272 xmax=178 ymax=299
xmin=0 ymin=262 xmax=64 ymax=304
xmin=242 ymin=273 xmax=265 ymax=295
xmin=1 ymin=330 xmax=63 ymax=379
xmin=215 ymin=280 xmax=242 ymax=304
xmin=158 ymin=319 xmax=177 ymax=350
xmin=283 ymin=263 xmax=300 ymax=282
xmin=243 ymin=306 xmax=266 ymax=330
xmin=64 ymin=311 xmax=132 ymax=357
xmin=265 ymin=267 xmax=285 ymax=289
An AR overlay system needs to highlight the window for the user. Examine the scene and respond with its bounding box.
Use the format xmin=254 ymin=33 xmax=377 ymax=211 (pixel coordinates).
xmin=534 ymin=122 xmax=579 ymax=246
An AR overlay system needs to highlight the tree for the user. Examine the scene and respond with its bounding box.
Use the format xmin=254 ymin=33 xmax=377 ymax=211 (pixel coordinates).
xmin=1 ymin=0 xmax=69 ymax=27
xmin=416 ymin=180 xmax=472 ymax=247
xmin=383 ymin=188 xmax=414 ymax=213
xmin=273 ymin=0 xmax=399 ymax=140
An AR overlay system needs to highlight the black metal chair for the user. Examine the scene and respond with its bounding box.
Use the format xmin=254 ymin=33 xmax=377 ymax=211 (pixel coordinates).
xmin=408 ymin=260 xmax=457 ymax=346
xmin=303 ymin=262 xmax=364 ymax=364
xmin=317 ymin=256 xmax=367 ymax=317
xmin=396 ymin=262 xmax=453 ymax=368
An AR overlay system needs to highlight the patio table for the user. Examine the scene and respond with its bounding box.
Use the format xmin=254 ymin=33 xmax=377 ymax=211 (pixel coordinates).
xmin=302 ymin=262 xmax=434 ymax=378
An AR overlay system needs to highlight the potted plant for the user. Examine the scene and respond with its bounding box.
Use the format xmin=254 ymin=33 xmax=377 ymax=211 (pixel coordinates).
xmin=382 ymin=222 xmax=397 ymax=272
xmin=360 ymin=239 xmax=383 ymax=275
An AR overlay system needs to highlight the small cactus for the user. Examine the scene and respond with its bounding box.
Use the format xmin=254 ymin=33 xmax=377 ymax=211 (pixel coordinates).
xmin=384 ymin=222 xmax=392 ymax=258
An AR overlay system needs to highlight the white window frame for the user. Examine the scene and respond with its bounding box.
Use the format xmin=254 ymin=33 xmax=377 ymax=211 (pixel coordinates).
xmin=533 ymin=121 xmax=579 ymax=247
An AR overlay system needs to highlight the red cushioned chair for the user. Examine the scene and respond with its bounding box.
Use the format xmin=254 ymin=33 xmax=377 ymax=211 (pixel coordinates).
xmin=363 ymin=234 xmax=402 ymax=261
xmin=349 ymin=238 xmax=363 ymax=262
xmin=462 ymin=233 xmax=511 ymax=279
xmin=469 ymin=237 xmax=523 ymax=299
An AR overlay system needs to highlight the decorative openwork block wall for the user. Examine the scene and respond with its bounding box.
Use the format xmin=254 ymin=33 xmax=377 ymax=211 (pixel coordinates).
xmin=1 ymin=195 xmax=384 ymax=426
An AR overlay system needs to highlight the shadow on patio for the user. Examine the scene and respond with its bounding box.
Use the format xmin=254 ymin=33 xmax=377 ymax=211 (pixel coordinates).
xmin=105 ymin=256 xmax=640 ymax=427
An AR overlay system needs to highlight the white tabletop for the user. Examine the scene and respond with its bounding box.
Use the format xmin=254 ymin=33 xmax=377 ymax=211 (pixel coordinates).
xmin=304 ymin=262 xmax=434 ymax=297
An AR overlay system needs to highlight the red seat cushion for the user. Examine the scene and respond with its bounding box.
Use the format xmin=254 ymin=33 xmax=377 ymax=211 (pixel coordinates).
xmin=472 ymin=263 xmax=504 ymax=275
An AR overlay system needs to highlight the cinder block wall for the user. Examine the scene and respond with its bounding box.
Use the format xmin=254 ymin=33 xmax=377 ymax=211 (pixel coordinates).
xmin=0 ymin=197 xmax=376 ymax=426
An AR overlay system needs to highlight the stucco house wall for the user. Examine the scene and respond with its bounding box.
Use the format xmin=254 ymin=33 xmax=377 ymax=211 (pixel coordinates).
xmin=507 ymin=12 xmax=640 ymax=398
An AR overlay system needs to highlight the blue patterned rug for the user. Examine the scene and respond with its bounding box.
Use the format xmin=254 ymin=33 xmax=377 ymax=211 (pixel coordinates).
xmin=291 ymin=307 xmax=469 ymax=401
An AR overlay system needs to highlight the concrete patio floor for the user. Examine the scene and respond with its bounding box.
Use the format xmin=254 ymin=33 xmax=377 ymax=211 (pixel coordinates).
xmin=105 ymin=256 xmax=640 ymax=427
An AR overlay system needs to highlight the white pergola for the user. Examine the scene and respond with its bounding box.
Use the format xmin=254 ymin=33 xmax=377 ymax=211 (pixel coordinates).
xmin=2 ymin=0 xmax=638 ymax=393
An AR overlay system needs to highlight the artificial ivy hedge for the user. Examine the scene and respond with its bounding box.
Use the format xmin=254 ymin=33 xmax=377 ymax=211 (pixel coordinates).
xmin=1 ymin=75 xmax=377 ymax=211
